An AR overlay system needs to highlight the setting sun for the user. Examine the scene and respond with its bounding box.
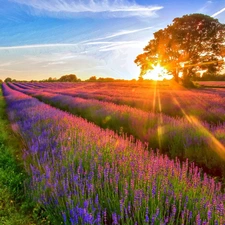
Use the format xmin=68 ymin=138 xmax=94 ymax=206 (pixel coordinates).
xmin=143 ymin=63 xmax=173 ymax=81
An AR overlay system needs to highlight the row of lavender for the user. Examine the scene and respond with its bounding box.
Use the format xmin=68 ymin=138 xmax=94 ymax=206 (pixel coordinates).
xmin=3 ymin=83 xmax=225 ymax=224
xmin=8 ymin=82 xmax=225 ymax=178
xmin=16 ymin=82 xmax=225 ymax=123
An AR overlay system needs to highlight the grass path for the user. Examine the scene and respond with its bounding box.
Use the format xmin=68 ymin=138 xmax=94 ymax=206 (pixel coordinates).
xmin=0 ymin=85 xmax=43 ymax=225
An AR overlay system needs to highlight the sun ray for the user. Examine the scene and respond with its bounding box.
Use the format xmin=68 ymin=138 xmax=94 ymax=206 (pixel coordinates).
xmin=153 ymin=81 xmax=157 ymax=112
xmin=157 ymin=89 xmax=163 ymax=150
xmin=170 ymin=91 xmax=225 ymax=161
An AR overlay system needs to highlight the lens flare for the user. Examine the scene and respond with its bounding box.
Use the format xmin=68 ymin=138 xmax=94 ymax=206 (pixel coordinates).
xmin=144 ymin=63 xmax=173 ymax=81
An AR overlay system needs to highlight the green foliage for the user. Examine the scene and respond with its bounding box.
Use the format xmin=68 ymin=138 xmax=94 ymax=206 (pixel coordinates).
xmin=135 ymin=13 xmax=225 ymax=86
xmin=85 ymin=77 xmax=128 ymax=82
xmin=4 ymin=77 xmax=12 ymax=83
xmin=0 ymin=86 xmax=40 ymax=225
xmin=58 ymin=74 xmax=79 ymax=82
xmin=86 ymin=76 xmax=97 ymax=82
xmin=97 ymin=77 xmax=115 ymax=82
xmin=47 ymin=77 xmax=57 ymax=82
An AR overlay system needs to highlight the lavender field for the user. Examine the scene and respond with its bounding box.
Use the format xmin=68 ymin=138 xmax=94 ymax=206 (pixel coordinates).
xmin=2 ymin=1 xmax=225 ymax=224
xmin=2 ymin=82 xmax=225 ymax=224
xmin=8 ymin=82 xmax=225 ymax=177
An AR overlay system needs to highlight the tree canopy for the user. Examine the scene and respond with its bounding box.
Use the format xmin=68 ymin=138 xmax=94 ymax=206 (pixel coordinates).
xmin=135 ymin=14 xmax=225 ymax=86
xmin=86 ymin=76 xmax=97 ymax=82
xmin=4 ymin=77 xmax=12 ymax=83
xmin=58 ymin=74 xmax=79 ymax=82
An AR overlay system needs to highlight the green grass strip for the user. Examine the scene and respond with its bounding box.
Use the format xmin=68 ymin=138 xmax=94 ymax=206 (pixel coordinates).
xmin=0 ymin=84 xmax=45 ymax=225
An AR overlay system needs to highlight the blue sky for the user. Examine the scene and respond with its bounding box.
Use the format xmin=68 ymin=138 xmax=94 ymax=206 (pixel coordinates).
xmin=0 ymin=0 xmax=225 ymax=81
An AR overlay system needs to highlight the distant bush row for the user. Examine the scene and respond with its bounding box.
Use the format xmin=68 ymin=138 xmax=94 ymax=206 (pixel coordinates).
xmin=2 ymin=75 xmax=138 ymax=83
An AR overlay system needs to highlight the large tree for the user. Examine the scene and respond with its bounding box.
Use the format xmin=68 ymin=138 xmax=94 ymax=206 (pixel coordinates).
xmin=58 ymin=74 xmax=79 ymax=82
xmin=135 ymin=14 xmax=225 ymax=86
xmin=4 ymin=77 xmax=12 ymax=83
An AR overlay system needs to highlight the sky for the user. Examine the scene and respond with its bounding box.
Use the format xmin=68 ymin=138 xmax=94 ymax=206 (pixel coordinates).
xmin=0 ymin=0 xmax=225 ymax=81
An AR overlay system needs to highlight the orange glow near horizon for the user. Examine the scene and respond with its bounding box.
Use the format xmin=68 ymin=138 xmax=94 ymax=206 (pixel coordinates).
xmin=144 ymin=63 xmax=173 ymax=81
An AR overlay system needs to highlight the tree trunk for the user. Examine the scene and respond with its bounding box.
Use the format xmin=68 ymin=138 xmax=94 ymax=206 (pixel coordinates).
xmin=173 ymin=69 xmax=179 ymax=82
xmin=182 ymin=68 xmax=194 ymax=88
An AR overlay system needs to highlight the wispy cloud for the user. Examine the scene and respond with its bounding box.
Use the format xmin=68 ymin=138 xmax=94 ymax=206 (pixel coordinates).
xmin=0 ymin=25 xmax=152 ymax=51
xmin=47 ymin=61 xmax=66 ymax=65
xmin=0 ymin=43 xmax=78 ymax=50
xmin=10 ymin=0 xmax=163 ymax=18
xmin=85 ymin=40 xmax=141 ymax=45
xmin=78 ymin=26 xmax=154 ymax=48
xmin=0 ymin=62 xmax=12 ymax=67
xmin=97 ymin=41 xmax=143 ymax=52
xmin=21 ymin=52 xmax=80 ymax=65
xmin=0 ymin=68 xmax=23 ymax=72
xmin=211 ymin=7 xmax=225 ymax=17
xmin=198 ymin=1 xmax=212 ymax=14
xmin=0 ymin=41 xmax=140 ymax=52
xmin=87 ymin=26 xmax=153 ymax=42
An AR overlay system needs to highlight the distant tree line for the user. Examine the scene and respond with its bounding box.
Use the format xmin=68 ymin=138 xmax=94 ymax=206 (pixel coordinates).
xmin=3 ymin=72 xmax=225 ymax=83
xmin=3 ymin=77 xmax=15 ymax=83
xmin=3 ymin=74 xmax=81 ymax=83
xmin=43 ymin=74 xmax=81 ymax=82
xmin=84 ymin=76 xmax=128 ymax=82
xmin=2 ymin=74 xmax=133 ymax=83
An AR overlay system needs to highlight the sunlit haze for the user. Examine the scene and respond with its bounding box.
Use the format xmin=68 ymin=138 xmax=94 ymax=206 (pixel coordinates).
xmin=0 ymin=0 xmax=225 ymax=81
xmin=143 ymin=63 xmax=173 ymax=81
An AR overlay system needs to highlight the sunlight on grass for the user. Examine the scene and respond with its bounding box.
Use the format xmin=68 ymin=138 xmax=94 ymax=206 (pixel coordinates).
xmin=0 ymin=86 xmax=37 ymax=225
